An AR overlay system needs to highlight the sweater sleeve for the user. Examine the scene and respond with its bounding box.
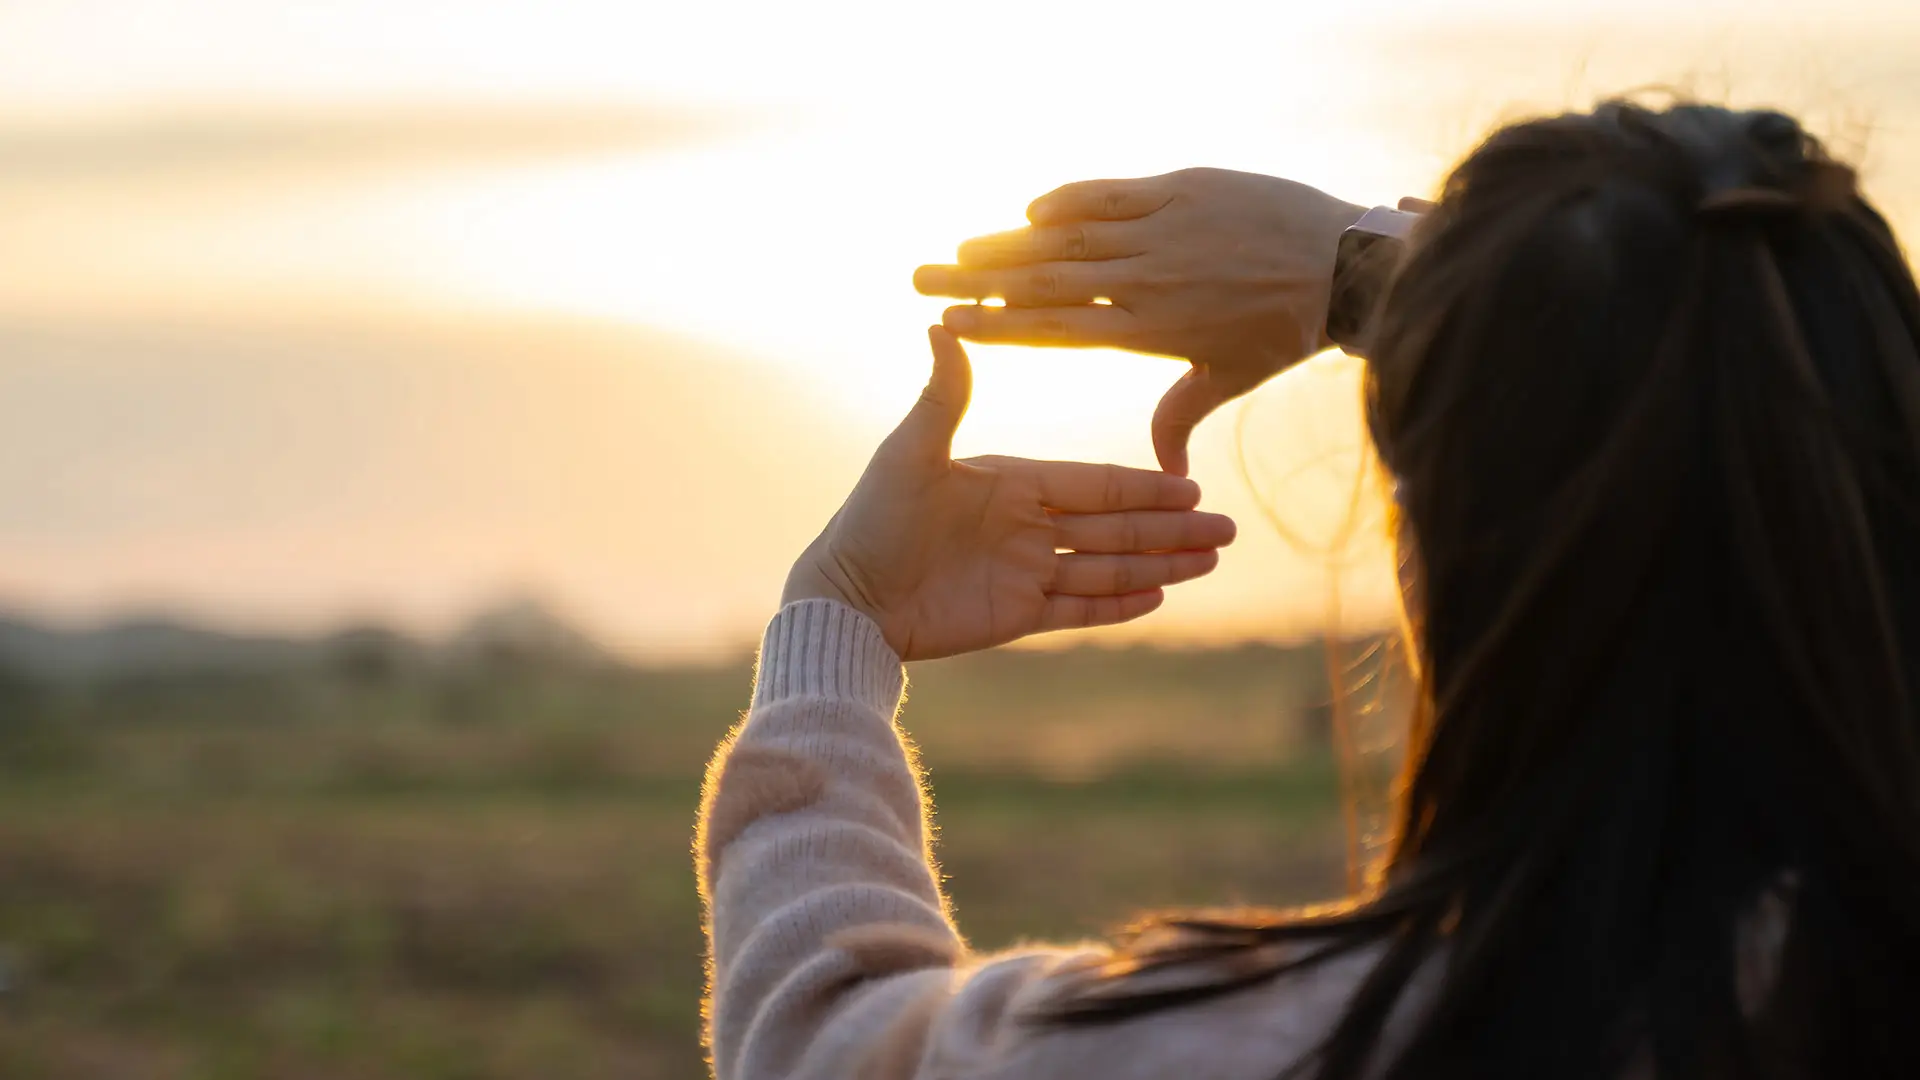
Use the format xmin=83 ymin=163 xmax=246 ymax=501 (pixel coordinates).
xmin=695 ymin=599 xmax=1107 ymax=1080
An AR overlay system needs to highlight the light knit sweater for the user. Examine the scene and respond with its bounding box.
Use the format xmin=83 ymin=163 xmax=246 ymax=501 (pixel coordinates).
xmin=696 ymin=599 xmax=1394 ymax=1080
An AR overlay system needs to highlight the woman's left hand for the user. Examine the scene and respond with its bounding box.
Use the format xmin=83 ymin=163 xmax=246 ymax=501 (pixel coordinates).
xmin=914 ymin=168 xmax=1368 ymax=475
xmin=783 ymin=327 xmax=1236 ymax=661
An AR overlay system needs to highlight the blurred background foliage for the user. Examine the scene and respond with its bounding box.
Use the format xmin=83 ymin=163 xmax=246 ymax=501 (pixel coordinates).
xmin=0 ymin=603 xmax=1380 ymax=1079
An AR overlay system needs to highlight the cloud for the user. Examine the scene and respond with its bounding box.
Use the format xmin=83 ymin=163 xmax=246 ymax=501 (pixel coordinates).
xmin=0 ymin=101 xmax=756 ymax=182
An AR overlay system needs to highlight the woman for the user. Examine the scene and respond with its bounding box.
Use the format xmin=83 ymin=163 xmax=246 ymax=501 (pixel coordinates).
xmin=696 ymin=101 xmax=1920 ymax=1080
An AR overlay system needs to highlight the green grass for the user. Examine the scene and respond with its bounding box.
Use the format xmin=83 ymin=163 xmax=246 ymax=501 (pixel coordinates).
xmin=0 ymin=643 xmax=1365 ymax=1079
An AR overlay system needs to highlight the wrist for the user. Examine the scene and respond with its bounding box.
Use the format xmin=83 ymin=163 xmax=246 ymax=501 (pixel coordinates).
xmin=782 ymin=551 xmax=889 ymax=635
xmin=1330 ymin=197 xmax=1369 ymax=229
xmin=782 ymin=558 xmax=855 ymax=610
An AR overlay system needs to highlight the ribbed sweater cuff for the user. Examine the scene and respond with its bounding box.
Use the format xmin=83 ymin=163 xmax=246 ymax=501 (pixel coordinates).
xmin=751 ymin=599 xmax=905 ymax=716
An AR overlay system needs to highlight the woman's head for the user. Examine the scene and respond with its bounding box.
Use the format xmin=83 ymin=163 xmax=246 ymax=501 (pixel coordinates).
xmin=1356 ymin=99 xmax=1920 ymax=1076
xmin=1054 ymin=101 xmax=1920 ymax=1080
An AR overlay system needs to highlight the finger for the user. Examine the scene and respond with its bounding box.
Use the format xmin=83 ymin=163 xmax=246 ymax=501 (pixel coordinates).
xmin=1051 ymin=510 xmax=1237 ymax=554
xmin=1038 ymin=589 xmax=1165 ymax=632
xmin=1397 ymin=196 xmax=1437 ymax=213
xmin=1027 ymin=177 xmax=1174 ymax=226
xmin=895 ymin=326 xmax=972 ymax=456
xmin=951 ymin=222 xmax=1142 ymax=269
xmin=916 ymin=262 xmax=1129 ymax=307
xmin=941 ymin=304 xmax=1133 ymax=348
xmin=969 ymin=457 xmax=1200 ymax=512
xmin=1051 ymin=550 xmax=1220 ymax=596
xmin=1151 ymin=366 xmax=1238 ymax=477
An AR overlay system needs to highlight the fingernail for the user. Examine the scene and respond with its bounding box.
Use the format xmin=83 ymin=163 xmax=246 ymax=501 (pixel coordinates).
xmin=943 ymin=306 xmax=977 ymax=334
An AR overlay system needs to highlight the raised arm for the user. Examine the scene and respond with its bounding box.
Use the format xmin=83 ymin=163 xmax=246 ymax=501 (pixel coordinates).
xmin=696 ymin=329 xmax=1241 ymax=1078
xmin=698 ymin=599 xmax=1100 ymax=1079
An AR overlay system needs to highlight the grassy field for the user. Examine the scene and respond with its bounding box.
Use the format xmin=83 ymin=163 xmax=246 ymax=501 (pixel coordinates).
xmin=0 ymin=642 xmax=1376 ymax=1079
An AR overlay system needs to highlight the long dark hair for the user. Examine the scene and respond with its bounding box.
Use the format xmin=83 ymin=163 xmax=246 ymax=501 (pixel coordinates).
xmin=1044 ymin=101 xmax=1920 ymax=1079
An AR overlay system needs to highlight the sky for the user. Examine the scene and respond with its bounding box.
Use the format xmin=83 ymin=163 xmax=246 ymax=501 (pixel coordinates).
xmin=3 ymin=1 xmax=1919 ymax=659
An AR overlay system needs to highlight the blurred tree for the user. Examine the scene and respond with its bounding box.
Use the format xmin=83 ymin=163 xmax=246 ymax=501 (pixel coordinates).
xmin=324 ymin=625 xmax=418 ymax=686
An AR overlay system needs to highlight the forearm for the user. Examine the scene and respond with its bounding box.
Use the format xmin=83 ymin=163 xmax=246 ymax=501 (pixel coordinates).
xmin=699 ymin=601 xmax=1110 ymax=1079
xmin=698 ymin=601 xmax=941 ymax=1067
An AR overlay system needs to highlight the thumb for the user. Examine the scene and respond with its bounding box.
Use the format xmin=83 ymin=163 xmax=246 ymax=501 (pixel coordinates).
xmin=897 ymin=325 xmax=973 ymax=456
xmin=1151 ymin=365 xmax=1235 ymax=476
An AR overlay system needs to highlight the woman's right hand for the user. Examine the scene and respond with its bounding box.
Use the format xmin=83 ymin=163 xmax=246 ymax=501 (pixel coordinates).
xmin=913 ymin=168 xmax=1366 ymax=475
xmin=783 ymin=328 xmax=1236 ymax=662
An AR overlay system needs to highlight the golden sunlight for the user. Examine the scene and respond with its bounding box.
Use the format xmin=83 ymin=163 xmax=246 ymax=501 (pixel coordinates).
xmin=1 ymin=0 xmax=1915 ymax=653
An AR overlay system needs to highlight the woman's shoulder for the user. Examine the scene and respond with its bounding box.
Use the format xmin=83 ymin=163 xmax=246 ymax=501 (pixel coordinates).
xmin=898 ymin=937 xmax=1396 ymax=1080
